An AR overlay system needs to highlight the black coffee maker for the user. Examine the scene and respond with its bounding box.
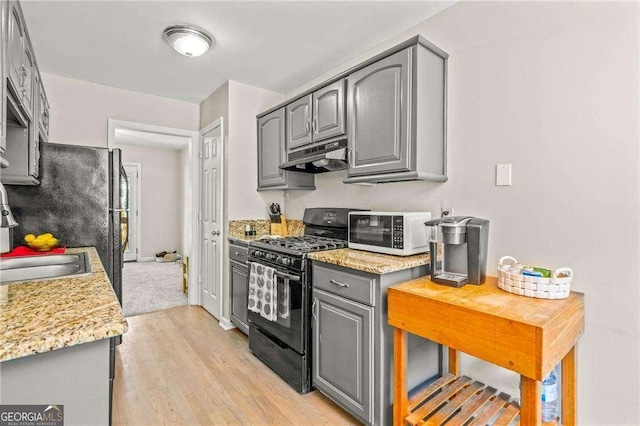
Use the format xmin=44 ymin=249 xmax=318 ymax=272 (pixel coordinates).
xmin=424 ymin=216 xmax=490 ymax=287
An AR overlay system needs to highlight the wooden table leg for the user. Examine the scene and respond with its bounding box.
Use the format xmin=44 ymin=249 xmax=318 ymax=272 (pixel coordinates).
xmin=562 ymin=346 xmax=577 ymax=426
xmin=521 ymin=376 xmax=542 ymax=425
xmin=448 ymin=347 xmax=460 ymax=376
xmin=394 ymin=328 xmax=408 ymax=426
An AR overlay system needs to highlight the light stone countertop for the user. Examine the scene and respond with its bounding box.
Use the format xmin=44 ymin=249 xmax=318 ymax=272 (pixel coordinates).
xmin=0 ymin=247 xmax=128 ymax=363
xmin=227 ymin=218 xmax=305 ymax=244
xmin=308 ymin=248 xmax=434 ymax=275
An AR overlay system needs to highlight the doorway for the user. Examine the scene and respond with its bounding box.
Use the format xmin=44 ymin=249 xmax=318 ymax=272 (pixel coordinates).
xmin=122 ymin=163 xmax=140 ymax=262
xmin=199 ymin=120 xmax=223 ymax=320
xmin=108 ymin=119 xmax=200 ymax=308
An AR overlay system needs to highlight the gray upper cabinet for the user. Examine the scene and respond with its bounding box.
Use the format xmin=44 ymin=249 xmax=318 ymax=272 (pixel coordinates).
xmin=37 ymin=73 xmax=50 ymax=141
xmin=1 ymin=0 xmax=50 ymax=184
xmin=21 ymin=39 xmax=35 ymax=120
xmin=257 ymin=108 xmax=315 ymax=191
xmin=313 ymin=288 xmax=373 ymax=424
xmin=285 ymin=79 xmax=347 ymax=155
xmin=258 ymin=108 xmax=287 ymax=188
xmin=347 ymin=48 xmax=411 ymax=177
xmin=6 ymin=2 xmax=24 ymax=100
xmin=1 ymin=1 xmax=7 ymax=154
xmin=286 ymin=95 xmax=312 ymax=150
xmin=312 ymin=79 xmax=346 ymax=142
xmin=344 ymin=42 xmax=448 ymax=184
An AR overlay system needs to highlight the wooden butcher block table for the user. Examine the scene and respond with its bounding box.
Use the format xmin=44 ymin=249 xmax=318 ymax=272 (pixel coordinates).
xmin=388 ymin=276 xmax=584 ymax=425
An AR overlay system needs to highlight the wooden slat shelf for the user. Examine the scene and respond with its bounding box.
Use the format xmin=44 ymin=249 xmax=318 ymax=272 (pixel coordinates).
xmin=405 ymin=374 xmax=519 ymax=426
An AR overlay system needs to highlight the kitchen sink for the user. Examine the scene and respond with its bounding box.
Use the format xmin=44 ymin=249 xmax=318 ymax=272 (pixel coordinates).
xmin=0 ymin=252 xmax=92 ymax=284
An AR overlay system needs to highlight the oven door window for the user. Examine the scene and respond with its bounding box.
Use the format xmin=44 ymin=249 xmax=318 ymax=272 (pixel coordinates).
xmin=349 ymin=215 xmax=393 ymax=248
xmin=249 ymin=267 xmax=304 ymax=354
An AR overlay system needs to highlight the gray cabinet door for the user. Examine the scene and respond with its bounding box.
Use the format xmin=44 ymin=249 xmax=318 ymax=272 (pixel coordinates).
xmin=1 ymin=0 xmax=6 ymax=153
xmin=312 ymin=79 xmax=346 ymax=143
xmin=7 ymin=2 xmax=24 ymax=99
xmin=313 ymin=289 xmax=373 ymax=424
xmin=230 ymin=260 xmax=249 ymax=333
xmin=257 ymin=108 xmax=286 ymax=188
xmin=286 ymin=95 xmax=312 ymax=150
xmin=347 ymin=47 xmax=412 ymax=176
xmin=38 ymin=78 xmax=50 ymax=141
xmin=21 ymin=40 xmax=35 ymax=120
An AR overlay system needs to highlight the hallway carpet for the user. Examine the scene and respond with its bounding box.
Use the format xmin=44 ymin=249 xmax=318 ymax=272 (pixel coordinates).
xmin=122 ymin=261 xmax=187 ymax=317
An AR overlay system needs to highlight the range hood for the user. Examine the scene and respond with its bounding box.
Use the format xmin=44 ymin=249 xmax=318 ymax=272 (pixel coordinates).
xmin=280 ymin=140 xmax=348 ymax=173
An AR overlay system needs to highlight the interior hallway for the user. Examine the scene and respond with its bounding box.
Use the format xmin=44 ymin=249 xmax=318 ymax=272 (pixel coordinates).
xmin=122 ymin=261 xmax=187 ymax=317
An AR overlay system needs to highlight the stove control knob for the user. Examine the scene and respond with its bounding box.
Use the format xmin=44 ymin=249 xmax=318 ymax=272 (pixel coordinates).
xmin=250 ymin=249 xmax=257 ymax=257
xmin=266 ymin=253 xmax=275 ymax=261
xmin=275 ymin=256 xmax=283 ymax=264
xmin=255 ymin=250 xmax=262 ymax=257
xmin=282 ymin=257 xmax=291 ymax=266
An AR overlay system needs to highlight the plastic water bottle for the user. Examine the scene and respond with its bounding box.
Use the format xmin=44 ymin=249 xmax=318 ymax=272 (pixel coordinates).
xmin=541 ymin=366 xmax=559 ymax=422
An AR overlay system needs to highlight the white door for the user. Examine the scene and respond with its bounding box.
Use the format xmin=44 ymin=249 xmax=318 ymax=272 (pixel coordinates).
xmin=200 ymin=125 xmax=222 ymax=319
xmin=122 ymin=163 xmax=140 ymax=262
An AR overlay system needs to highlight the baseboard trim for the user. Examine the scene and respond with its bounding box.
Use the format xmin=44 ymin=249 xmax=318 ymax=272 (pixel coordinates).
xmin=219 ymin=317 xmax=236 ymax=331
xmin=138 ymin=257 xmax=155 ymax=262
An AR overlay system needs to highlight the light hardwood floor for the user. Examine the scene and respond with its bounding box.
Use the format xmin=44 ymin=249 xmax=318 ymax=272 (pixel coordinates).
xmin=113 ymin=306 xmax=358 ymax=425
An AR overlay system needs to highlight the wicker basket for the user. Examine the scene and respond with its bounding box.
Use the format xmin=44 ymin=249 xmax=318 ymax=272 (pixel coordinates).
xmin=497 ymin=256 xmax=573 ymax=300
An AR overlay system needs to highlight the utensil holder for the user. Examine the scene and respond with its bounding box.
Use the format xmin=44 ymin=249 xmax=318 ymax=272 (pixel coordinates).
xmin=270 ymin=215 xmax=288 ymax=236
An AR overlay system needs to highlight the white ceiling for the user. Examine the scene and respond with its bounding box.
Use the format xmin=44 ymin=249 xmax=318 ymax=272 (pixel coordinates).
xmin=21 ymin=1 xmax=455 ymax=103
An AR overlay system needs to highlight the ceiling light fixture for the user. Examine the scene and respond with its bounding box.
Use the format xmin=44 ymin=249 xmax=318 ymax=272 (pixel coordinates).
xmin=163 ymin=25 xmax=213 ymax=58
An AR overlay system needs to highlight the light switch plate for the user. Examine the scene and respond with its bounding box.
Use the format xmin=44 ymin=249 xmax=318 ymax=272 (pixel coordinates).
xmin=496 ymin=164 xmax=512 ymax=186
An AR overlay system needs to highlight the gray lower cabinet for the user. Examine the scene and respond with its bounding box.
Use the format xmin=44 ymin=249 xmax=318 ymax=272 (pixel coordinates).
xmin=0 ymin=338 xmax=112 ymax=426
xmin=313 ymin=288 xmax=373 ymax=424
xmin=229 ymin=241 xmax=249 ymax=334
xmin=344 ymin=42 xmax=447 ymax=184
xmin=311 ymin=261 xmax=439 ymax=426
xmin=257 ymin=107 xmax=315 ymax=191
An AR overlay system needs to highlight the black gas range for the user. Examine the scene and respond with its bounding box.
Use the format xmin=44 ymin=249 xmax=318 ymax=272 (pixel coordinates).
xmin=247 ymin=207 xmax=363 ymax=393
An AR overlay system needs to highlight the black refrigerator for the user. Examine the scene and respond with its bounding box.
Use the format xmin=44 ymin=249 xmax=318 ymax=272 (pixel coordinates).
xmin=4 ymin=142 xmax=128 ymax=423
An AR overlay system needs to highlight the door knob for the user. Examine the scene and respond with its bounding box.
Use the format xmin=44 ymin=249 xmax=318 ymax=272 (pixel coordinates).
xmin=211 ymin=230 xmax=220 ymax=236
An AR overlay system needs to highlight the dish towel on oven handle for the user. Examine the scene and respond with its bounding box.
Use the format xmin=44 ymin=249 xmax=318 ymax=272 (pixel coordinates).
xmin=248 ymin=262 xmax=278 ymax=321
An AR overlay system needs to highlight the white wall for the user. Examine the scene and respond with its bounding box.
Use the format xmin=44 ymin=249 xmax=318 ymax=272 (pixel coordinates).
xmin=283 ymin=2 xmax=639 ymax=424
xmin=43 ymin=73 xmax=199 ymax=147
xmin=227 ymin=80 xmax=285 ymax=220
xmin=118 ymin=144 xmax=183 ymax=259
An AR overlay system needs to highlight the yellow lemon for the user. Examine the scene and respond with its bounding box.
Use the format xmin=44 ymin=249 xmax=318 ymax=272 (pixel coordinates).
xmin=39 ymin=233 xmax=54 ymax=240
xmin=24 ymin=234 xmax=36 ymax=243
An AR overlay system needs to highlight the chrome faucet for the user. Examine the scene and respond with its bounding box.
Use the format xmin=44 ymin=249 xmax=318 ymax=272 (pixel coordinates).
xmin=0 ymin=183 xmax=18 ymax=228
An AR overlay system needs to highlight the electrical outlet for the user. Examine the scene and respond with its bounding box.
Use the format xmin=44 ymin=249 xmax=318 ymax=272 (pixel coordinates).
xmin=441 ymin=206 xmax=454 ymax=218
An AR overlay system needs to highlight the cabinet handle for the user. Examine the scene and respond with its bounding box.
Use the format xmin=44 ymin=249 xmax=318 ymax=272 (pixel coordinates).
xmin=330 ymin=279 xmax=350 ymax=288
xmin=347 ymin=148 xmax=353 ymax=168
xmin=312 ymin=297 xmax=317 ymax=322
xmin=313 ymin=117 xmax=318 ymax=134
xmin=305 ymin=120 xmax=311 ymax=135
xmin=234 ymin=251 xmax=240 ymax=256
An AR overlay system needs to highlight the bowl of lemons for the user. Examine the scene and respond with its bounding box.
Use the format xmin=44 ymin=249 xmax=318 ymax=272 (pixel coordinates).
xmin=25 ymin=233 xmax=60 ymax=251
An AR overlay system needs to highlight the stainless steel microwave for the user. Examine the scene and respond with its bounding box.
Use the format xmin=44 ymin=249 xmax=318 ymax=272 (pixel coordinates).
xmin=348 ymin=212 xmax=432 ymax=256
